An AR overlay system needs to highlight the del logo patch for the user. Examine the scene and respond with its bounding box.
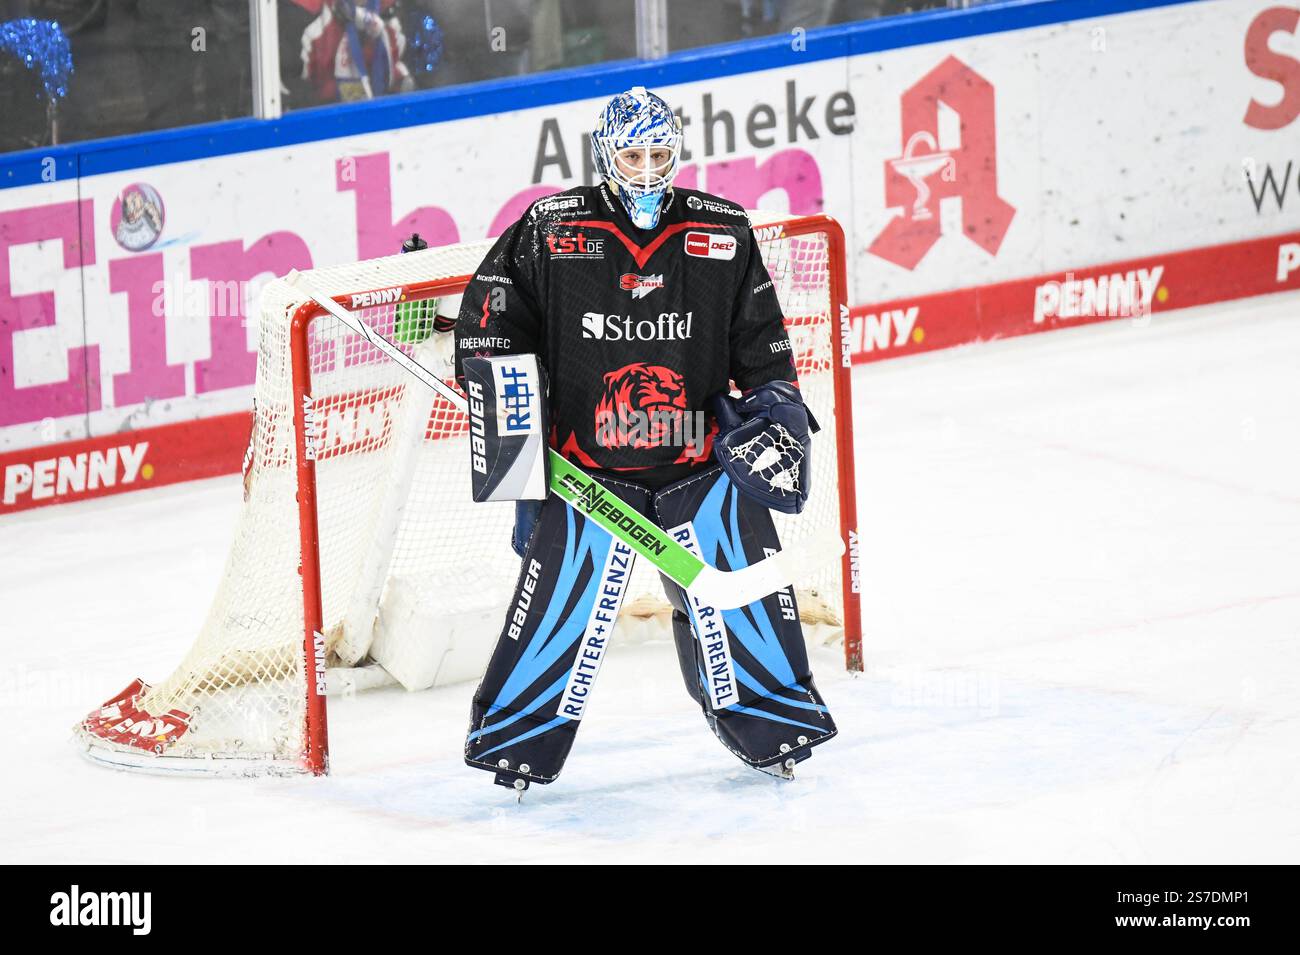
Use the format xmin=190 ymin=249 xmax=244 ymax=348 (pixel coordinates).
xmin=684 ymin=231 xmax=736 ymax=261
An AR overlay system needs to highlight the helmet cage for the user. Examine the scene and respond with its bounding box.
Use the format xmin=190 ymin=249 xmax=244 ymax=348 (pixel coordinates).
xmin=592 ymin=88 xmax=683 ymax=228
xmin=599 ymin=139 xmax=683 ymax=197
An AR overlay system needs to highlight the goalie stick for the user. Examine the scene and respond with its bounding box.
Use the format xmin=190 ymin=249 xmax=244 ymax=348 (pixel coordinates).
xmin=285 ymin=270 xmax=844 ymax=610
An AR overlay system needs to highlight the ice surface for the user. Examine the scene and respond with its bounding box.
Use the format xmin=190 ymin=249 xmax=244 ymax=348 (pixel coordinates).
xmin=2 ymin=292 xmax=1297 ymax=863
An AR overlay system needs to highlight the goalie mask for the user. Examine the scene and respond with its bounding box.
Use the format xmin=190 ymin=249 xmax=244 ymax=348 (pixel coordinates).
xmin=592 ymin=87 xmax=683 ymax=230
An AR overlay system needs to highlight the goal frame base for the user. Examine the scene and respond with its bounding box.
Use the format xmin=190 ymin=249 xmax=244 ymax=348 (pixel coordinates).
xmin=73 ymin=728 xmax=315 ymax=778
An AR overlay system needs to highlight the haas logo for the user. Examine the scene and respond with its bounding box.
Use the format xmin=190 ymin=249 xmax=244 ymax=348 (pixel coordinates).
xmin=594 ymin=363 xmax=687 ymax=449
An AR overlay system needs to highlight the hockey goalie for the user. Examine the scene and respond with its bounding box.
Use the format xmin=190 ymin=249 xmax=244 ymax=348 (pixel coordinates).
xmin=453 ymin=87 xmax=838 ymax=793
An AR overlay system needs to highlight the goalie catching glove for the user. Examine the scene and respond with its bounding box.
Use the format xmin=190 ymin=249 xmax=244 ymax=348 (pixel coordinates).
xmin=711 ymin=380 xmax=819 ymax=514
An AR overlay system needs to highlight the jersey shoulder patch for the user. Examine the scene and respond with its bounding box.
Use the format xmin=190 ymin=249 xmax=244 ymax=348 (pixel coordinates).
xmin=527 ymin=187 xmax=596 ymax=224
xmin=677 ymin=189 xmax=752 ymax=226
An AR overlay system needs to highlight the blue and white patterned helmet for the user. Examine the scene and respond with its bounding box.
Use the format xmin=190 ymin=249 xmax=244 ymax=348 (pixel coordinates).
xmin=592 ymin=87 xmax=683 ymax=230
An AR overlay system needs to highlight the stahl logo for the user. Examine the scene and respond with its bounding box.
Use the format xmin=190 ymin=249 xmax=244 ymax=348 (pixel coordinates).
xmin=869 ymin=56 xmax=1015 ymax=270
xmin=619 ymin=273 xmax=664 ymax=299
xmin=684 ymin=231 xmax=736 ymax=260
xmin=582 ymin=311 xmax=693 ymax=341
xmin=546 ymin=231 xmax=604 ymax=258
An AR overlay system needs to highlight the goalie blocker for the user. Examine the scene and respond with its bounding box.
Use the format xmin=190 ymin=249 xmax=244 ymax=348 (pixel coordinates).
xmin=462 ymin=355 xmax=550 ymax=503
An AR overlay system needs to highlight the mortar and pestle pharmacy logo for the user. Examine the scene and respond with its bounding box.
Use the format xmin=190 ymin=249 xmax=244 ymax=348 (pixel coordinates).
xmin=111 ymin=183 xmax=166 ymax=252
xmin=888 ymin=132 xmax=955 ymax=222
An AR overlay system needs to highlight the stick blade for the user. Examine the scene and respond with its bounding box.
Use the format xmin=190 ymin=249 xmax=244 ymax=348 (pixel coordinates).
xmin=686 ymin=528 xmax=846 ymax=610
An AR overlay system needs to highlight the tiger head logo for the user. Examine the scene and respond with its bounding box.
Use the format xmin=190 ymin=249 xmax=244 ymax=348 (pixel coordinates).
xmin=594 ymin=362 xmax=687 ymax=449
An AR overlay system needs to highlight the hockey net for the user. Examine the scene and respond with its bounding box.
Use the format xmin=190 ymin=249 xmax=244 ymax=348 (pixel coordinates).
xmin=75 ymin=211 xmax=861 ymax=776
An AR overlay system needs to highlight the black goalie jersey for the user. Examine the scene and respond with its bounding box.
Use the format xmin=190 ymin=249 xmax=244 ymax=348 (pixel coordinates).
xmin=454 ymin=184 xmax=797 ymax=485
